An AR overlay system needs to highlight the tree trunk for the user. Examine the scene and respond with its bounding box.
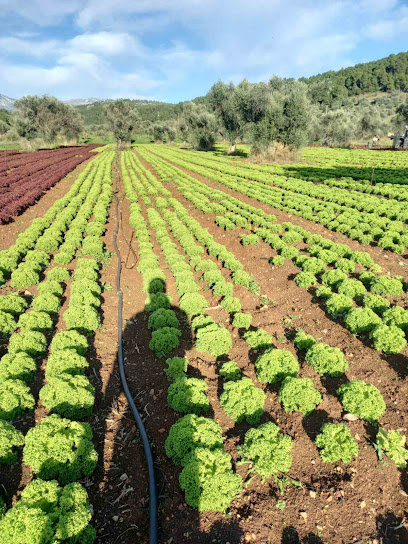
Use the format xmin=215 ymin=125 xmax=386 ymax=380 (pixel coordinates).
xmin=229 ymin=143 xmax=236 ymax=154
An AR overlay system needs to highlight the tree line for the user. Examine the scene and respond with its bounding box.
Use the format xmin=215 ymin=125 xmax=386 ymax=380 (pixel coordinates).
xmin=301 ymin=52 xmax=408 ymax=105
xmin=1 ymin=52 xmax=408 ymax=152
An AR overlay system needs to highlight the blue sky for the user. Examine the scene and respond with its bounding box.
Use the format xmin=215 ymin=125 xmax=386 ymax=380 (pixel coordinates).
xmin=0 ymin=0 xmax=407 ymax=103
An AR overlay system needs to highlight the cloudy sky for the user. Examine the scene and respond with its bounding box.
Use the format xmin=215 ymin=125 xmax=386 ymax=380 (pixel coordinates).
xmin=0 ymin=0 xmax=407 ymax=103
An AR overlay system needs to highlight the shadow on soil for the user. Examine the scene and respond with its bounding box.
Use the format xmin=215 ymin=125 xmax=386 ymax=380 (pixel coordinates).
xmin=90 ymin=280 xmax=245 ymax=544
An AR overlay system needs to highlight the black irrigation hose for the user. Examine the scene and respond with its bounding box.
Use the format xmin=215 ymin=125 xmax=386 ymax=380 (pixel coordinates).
xmin=113 ymin=191 xmax=158 ymax=544
xmin=119 ymin=210 xmax=138 ymax=269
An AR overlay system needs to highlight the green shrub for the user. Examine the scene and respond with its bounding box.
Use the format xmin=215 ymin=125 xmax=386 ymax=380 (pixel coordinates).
xmin=179 ymin=449 xmax=242 ymax=511
xmin=203 ymin=270 xmax=223 ymax=286
xmin=8 ymin=330 xmax=47 ymax=355
xmin=46 ymin=350 xmax=89 ymax=379
xmin=241 ymin=234 xmax=260 ymax=246
xmin=165 ymin=414 xmax=224 ymax=466
xmin=220 ymin=377 xmax=265 ymax=424
xmin=325 ymin=292 xmax=355 ymax=319
xmin=335 ymin=259 xmax=355 ymax=273
xmin=0 ymin=379 xmax=35 ymax=420
xmin=219 ymin=361 xmax=241 ymax=381
xmin=70 ymin=279 xmax=101 ymax=297
xmin=10 ymin=268 xmax=40 ymax=290
xmin=255 ymin=348 xmax=299 ymax=384
xmin=220 ymin=296 xmax=241 ymax=314
xmin=0 ymin=352 xmax=36 ymax=382
xmin=70 ymin=291 xmax=101 ymax=309
xmin=315 ymin=423 xmax=358 ymax=463
xmin=238 ymin=422 xmax=293 ymax=480
xmin=63 ymin=306 xmax=101 ymax=333
xmin=301 ymin=257 xmax=326 ymax=274
xmin=191 ymin=315 xmax=214 ymax=331
xmin=37 ymin=280 xmax=64 ymax=297
xmin=321 ymin=269 xmax=347 ymax=288
xmin=271 ymin=255 xmax=285 ymax=266
xmin=370 ymin=324 xmax=407 ymax=354
xmin=351 ymin=251 xmax=374 ymax=268
xmin=294 ymin=330 xmax=316 ymax=351
xmin=344 ymin=307 xmax=382 ymax=334
xmin=0 ymin=311 xmax=17 ymax=335
xmin=74 ymin=267 xmax=99 ymax=282
xmin=382 ymin=306 xmax=408 ymax=331
xmin=280 ymin=246 xmax=299 ymax=259
xmin=232 ymin=312 xmax=252 ymax=329
xmin=165 ymin=357 xmax=188 ymax=382
xmin=179 ymin=293 xmax=209 ymax=317
xmin=376 ymin=428 xmax=408 ymax=469
xmin=149 ymin=327 xmax=181 ymax=357
xmin=32 ymin=293 xmax=61 ymax=315
xmin=315 ymin=286 xmax=332 ymax=299
xmin=243 ymin=329 xmax=274 ymax=350
xmin=279 ymin=377 xmax=322 ymax=415
xmin=305 ymin=343 xmax=348 ymax=376
xmin=23 ymin=415 xmax=98 ymax=483
xmin=50 ymin=331 xmax=88 ymax=355
xmin=0 ymin=420 xmax=24 ymax=465
xmin=40 ymin=375 xmax=95 ymax=419
xmin=53 ymin=251 xmax=73 ymax=265
xmin=363 ymin=294 xmax=390 ymax=314
xmin=148 ymin=308 xmax=179 ymax=331
xmin=359 ymin=271 xmax=376 ymax=287
xmin=370 ymin=276 xmax=404 ymax=296
xmin=0 ymin=479 xmax=95 ymax=543
xmin=232 ymin=270 xmax=251 ymax=288
xmin=0 ymin=294 xmax=28 ymax=316
xmin=212 ymin=281 xmax=234 ymax=297
xmin=17 ymin=311 xmax=53 ymax=332
xmin=195 ymin=324 xmax=232 ymax=357
xmin=337 ymin=380 xmax=386 ymax=422
xmin=168 ymin=377 xmax=209 ymax=414
xmin=76 ymin=258 xmax=99 ymax=272
xmin=145 ymin=293 xmax=171 ymax=312
xmin=294 ymin=272 xmax=317 ymax=288
xmin=337 ymin=279 xmax=367 ymax=300
xmin=81 ymin=236 xmax=106 ymax=260
xmin=282 ymin=230 xmax=303 ymax=243
xmin=46 ymin=267 xmax=71 ymax=282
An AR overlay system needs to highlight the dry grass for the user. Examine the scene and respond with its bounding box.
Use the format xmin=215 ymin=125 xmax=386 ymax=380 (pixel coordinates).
xmin=249 ymin=142 xmax=302 ymax=164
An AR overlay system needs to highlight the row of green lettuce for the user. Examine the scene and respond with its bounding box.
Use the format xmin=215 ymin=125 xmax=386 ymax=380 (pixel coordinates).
xmin=0 ymin=151 xmax=113 ymax=542
xmin=121 ymin=151 xmax=408 ymax=513
xmin=146 ymin=146 xmax=408 ymax=255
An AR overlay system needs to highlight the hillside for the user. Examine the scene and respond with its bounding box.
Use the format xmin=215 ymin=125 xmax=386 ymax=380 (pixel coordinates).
xmin=76 ymin=99 xmax=180 ymax=127
xmin=0 ymin=94 xmax=15 ymax=111
xmin=300 ymin=52 xmax=408 ymax=104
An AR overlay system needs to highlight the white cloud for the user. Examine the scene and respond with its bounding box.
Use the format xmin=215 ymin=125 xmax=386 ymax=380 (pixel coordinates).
xmin=69 ymin=32 xmax=144 ymax=56
xmin=0 ymin=1 xmax=407 ymax=101
xmin=0 ymin=0 xmax=81 ymax=25
xmin=363 ymin=6 xmax=408 ymax=40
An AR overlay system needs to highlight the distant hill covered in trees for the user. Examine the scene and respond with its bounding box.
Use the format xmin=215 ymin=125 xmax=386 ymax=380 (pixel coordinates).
xmin=76 ymin=100 xmax=181 ymax=127
xmin=74 ymin=52 xmax=408 ymax=129
xmin=300 ymin=52 xmax=408 ymax=104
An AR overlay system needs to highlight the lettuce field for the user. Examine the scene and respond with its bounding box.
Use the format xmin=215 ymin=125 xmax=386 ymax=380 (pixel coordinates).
xmin=0 ymin=144 xmax=407 ymax=544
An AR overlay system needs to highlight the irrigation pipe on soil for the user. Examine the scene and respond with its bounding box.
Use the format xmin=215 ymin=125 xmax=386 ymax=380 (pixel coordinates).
xmin=113 ymin=186 xmax=158 ymax=544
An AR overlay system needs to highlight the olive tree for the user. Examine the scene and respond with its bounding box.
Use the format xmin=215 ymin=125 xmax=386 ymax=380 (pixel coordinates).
xmin=12 ymin=95 xmax=83 ymax=145
xmin=208 ymin=81 xmax=242 ymax=153
xmin=181 ymin=102 xmax=219 ymax=150
xmin=104 ymin=99 xmax=140 ymax=144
